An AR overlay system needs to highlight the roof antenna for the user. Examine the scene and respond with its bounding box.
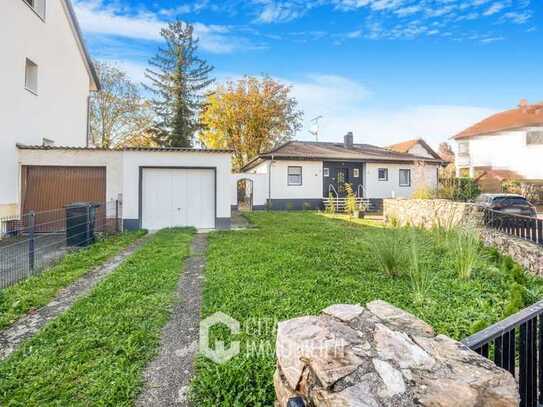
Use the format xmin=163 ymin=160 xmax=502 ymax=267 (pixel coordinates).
xmin=309 ymin=115 xmax=323 ymax=142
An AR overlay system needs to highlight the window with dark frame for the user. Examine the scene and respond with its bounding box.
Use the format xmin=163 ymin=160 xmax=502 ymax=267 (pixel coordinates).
xmin=399 ymin=169 xmax=411 ymax=187
xmin=288 ymin=166 xmax=302 ymax=186
xmin=22 ymin=0 xmax=46 ymax=19
xmin=378 ymin=168 xmax=388 ymax=181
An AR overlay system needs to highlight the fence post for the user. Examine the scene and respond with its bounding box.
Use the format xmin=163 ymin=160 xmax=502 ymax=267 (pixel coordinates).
xmin=115 ymin=200 xmax=120 ymax=233
xmin=86 ymin=204 xmax=91 ymax=244
xmin=28 ymin=211 xmax=35 ymax=272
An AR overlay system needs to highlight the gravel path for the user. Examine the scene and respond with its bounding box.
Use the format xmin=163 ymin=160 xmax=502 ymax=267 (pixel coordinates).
xmin=0 ymin=236 xmax=148 ymax=361
xmin=136 ymin=233 xmax=207 ymax=407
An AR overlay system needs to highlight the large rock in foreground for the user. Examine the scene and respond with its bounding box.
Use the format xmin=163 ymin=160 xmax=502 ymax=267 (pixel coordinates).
xmin=274 ymin=301 xmax=519 ymax=407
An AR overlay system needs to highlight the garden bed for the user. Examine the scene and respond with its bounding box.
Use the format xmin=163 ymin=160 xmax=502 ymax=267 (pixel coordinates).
xmin=190 ymin=211 xmax=543 ymax=405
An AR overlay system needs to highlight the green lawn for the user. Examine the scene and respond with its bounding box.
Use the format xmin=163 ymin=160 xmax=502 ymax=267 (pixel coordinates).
xmin=0 ymin=228 xmax=194 ymax=406
xmin=0 ymin=230 xmax=146 ymax=331
xmin=191 ymin=211 xmax=543 ymax=406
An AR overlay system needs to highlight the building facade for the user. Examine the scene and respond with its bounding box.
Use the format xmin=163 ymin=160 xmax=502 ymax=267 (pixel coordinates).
xmin=0 ymin=0 xmax=99 ymax=217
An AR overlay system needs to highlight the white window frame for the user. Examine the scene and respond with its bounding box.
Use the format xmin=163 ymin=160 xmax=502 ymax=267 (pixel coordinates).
xmin=399 ymin=169 xmax=411 ymax=187
xmin=458 ymin=142 xmax=469 ymax=156
xmin=22 ymin=0 xmax=46 ymax=20
xmin=25 ymin=58 xmax=39 ymax=95
xmin=353 ymin=168 xmax=360 ymax=178
xmin=287 ymin=166 xmax=303 ymax=186
xmin=323 ymin=168 xmax=329 ymax=177
xmin=378 ymin=168 xmax=388 ymax=181
xmin=527 ymin=131 xmax=543 ymax=145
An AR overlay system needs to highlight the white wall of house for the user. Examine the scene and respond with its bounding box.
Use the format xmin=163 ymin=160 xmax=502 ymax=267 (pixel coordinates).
xmin=249 ymin=159 xmax=439 ymax=201
xmin=122 ymin=151 xmax=232 ymax=222
xmin=231 ymin=173 xmax=268 ymax=208
xmin=0 ymin=0 xmax=95 ymax=216
xmin=268 ymin=160 xmax=323 ymax=199
xmin=407 ymin=144 xmax=433 ymax=158
xmin=365 ymin=163 xmax=439 ymax=199
xmin=455 ymin=127 xmax=543 ymax=179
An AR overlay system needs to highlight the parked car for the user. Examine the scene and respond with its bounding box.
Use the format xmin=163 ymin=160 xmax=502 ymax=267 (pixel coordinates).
xmin=475 ymin=193 xmax=537 ymax=218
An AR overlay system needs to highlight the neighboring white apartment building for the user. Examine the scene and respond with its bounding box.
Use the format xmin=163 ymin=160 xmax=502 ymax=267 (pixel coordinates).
xmin=238 ymin=133 xmax=444 ymax=211
xmin=454 ymin=100 xmax=543 ymax=180
xmin=0 ymin=0 xmax=100 ymax=217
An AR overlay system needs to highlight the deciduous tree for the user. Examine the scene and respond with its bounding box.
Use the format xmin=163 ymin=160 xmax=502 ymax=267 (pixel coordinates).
xmin=89 ymin=61 xmax=155 ymax=148
xmin=199 ymin=76 xmax=303 ymax=170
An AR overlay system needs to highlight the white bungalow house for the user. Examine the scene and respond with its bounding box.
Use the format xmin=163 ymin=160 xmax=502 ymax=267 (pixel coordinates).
xmin=0 ymin=0 xmax=100 ymax=217
xmin=237 ymin=133 xmax=445 ymax=211
xmin=453 ymin=100 xmax=543 ymax=183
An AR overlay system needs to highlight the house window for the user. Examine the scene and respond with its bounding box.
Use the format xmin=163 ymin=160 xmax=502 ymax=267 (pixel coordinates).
xmin=25 ymin=59 xmax=38 ymax=94
xmin=378 ymin=168 xmax=388 ymax=181
xmin=399 ymin=169 xmax=411 ymax=187
xmin=323 ymin=168 xmax=329 ymax=177
xmin=527 ymin=131 xmax=543 ymax=145
xmin=353 ymin=168 xmax=360 ymax=178
xmin=288 ymin=166 xmax=302 ymax=186
xmin=458 ymin=142 xmax=469 ymax=156
xmin=22 ymin=0 xmax=46 ymax=19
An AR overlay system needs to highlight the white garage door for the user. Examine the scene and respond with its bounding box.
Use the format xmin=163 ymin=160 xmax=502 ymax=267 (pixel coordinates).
xmin=142 ymin=168 xmax=215 ymax=230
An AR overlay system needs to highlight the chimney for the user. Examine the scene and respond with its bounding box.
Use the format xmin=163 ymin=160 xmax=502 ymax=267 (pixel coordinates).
xmin=519 ymin=99 xmax=529 ymax=113
xmin=344 ymin=131 xmax=354 ymax=149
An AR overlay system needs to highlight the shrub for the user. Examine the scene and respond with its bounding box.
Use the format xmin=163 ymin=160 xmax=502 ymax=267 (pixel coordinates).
xmin=438 ymin=177 xmax=480 ymax=202
xmin=449 ymin=228 xmax=481 ymax=280
xmin=369 ymin=229 xmax=408 ymax=278
xmin=503 ymin=283 xmax=525 ymax=317
xmin=324 ymin=193 xmax=336 ymax=214
xmin=344 ymin=183 xmax=357 ymax=218
xmin=412 ymin=187 xmax=434 ymax=200
xmin=407 ymin=232 xmax=433 ymax=305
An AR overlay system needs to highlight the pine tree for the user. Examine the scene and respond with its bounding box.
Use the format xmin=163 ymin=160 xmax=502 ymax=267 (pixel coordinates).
xmin=145 ymin=21 xmax=214 ymax=147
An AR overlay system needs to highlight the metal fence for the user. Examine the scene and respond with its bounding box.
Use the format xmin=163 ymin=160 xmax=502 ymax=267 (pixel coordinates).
xmin=482 ymin=208 xmax=543 ymax=246
xmin=462 ymin=300 xmax=543 ymax=407
xmin=0 ymin=200 xmax=122 ymax=289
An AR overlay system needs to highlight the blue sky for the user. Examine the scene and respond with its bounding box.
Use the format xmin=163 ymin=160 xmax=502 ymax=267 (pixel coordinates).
xmin=73 ymin=0 xmax=542 ymax=147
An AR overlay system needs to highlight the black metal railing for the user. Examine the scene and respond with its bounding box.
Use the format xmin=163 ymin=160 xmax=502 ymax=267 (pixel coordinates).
xmin=462 ymin=300 xmax=543 ymax=407
xmin=0 ymin=200 xmax=122 ymax=289
xmin=482 ymin=208 xmax=543 ymax=246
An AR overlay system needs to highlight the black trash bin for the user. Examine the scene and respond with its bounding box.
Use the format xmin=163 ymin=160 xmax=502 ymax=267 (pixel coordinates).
xmin=65 ymin=203 xmax=99 ymax=247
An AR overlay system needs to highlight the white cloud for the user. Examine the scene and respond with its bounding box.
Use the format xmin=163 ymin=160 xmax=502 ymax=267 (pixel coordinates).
xmin=283 ymin=74 xmax=495 ymax=147
xmin=483 ymin=1 xmax=509 ymax=16
xmin=73 ymin=0 xmax=248 ymax=54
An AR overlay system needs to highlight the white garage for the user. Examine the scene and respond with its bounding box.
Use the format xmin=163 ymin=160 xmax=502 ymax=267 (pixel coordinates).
xmin=141 ymin=168 xmax=216 ymax=230
xmin=17 ymin=146 xmax=234 ymax=231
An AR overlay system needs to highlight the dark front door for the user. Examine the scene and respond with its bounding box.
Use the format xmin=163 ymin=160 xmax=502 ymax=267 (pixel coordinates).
xmin=323 ymin=162 xmax=364 ymax=198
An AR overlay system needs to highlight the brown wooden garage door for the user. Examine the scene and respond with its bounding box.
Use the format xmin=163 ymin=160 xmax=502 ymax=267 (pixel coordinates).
xmin=21 ymin=166 xmax=106 ymax=215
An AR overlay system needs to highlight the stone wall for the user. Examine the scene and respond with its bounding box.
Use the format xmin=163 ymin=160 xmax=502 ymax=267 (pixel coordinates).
xmin=481 ymin=228 xmax=543 ymax=277
xmin=383 ymin=198 xmax=478 ymax=229
xmin=383 ymin=198 xmax=543 ymax=277
xmin=274 ymin=301 xmax=518 ymax=407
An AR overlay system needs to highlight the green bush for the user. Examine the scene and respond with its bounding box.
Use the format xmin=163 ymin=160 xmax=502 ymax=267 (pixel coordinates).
xmin=439 ymin=177 xmax=480 ymax=202
xmin=324 ymin=193 xmax=336 ymax=214
xmin=368 ymin=229 xmax=408 ymax=278
xmin=449 ymin=228 xmax=481 ymax=280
